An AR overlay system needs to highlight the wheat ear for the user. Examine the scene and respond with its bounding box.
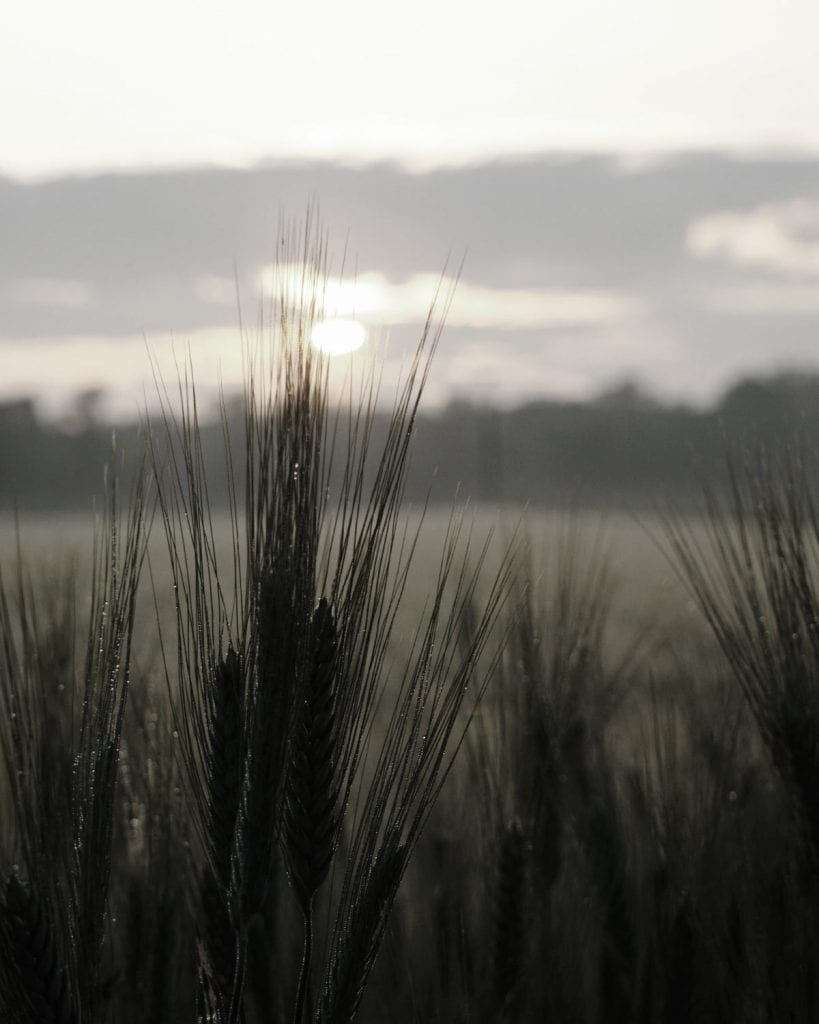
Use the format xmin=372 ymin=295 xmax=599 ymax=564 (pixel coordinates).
xmin=284 ymin=597 xmax=339 ymax=1024
xmin=1 ymin=875 xmax=75 ymax=1024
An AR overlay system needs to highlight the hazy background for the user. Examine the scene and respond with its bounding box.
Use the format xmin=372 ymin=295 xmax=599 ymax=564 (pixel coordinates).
xmin=3 ymin=0 xmax=819 ymax=504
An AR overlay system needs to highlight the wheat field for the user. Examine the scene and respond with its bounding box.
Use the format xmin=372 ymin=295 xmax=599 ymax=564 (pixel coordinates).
xmin=1 ymin=230 xmax=817 ymax=1024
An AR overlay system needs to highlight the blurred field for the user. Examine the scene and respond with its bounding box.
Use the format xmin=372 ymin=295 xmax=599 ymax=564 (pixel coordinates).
xmin=0 ymin=504 xmax=707 ymax=665
xmin=7 ymin=485 xmax=819 ymax=1022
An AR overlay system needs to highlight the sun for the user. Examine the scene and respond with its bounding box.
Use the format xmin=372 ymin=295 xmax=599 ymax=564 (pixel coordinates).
xmin=310 ymin=318 xmax=367 ymax=356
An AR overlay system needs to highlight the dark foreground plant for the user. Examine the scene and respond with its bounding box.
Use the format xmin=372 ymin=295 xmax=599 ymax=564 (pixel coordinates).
xmin=0 ymin=469 xmax=147 ymax=1023
xmin=666 ymin=454 xmax=819 ymax=860
xmin=663 ymin=450 xmax=819 ymax=1021
xmin=149 ymin=222 xmax=514 ymax=1023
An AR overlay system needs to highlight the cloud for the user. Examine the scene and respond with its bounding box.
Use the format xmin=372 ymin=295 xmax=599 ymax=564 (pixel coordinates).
xmin=4 ymin=154 xmax=819 ymax=412
xmin=5 ymin=276 xmax=96 ymax=309
xmin=687 ymin=199 xmax=819 ymax=277
xmin=421 ymin=277 xmax=641 ymax=330
xmin=194 ymin=274 xmax=238 ymax=306
xmin=0 ymin=329 xmax=248 ymax=420
xmin=258 ymin=266 xmax=642 ymax=330
xmin=697 ymin=282 xmax=819 ymax=315
xmin=437 ymin=338 xmax=597 ymax=405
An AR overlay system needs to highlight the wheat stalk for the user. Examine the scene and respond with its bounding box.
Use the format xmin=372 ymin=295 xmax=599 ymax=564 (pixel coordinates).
xmin=1 ymin=875 xmax=75 ymax=1024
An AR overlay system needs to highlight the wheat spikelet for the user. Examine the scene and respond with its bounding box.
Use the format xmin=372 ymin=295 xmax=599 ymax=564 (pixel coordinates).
xmin=200 ymin=872 xmax=238 ymax=1020
xmin=283 ymin=597 xmax=339 ymax=1024
xmin=207 ymin=646 xmax=244 ymax=893
xmin=199 ymin=645 xmax=246 ymax=1015
xmin=284 ymin=597 xmax=339 ymax=910
xmin=1 ymin=875 xmax=75 ymax=1024
xmin=196 ymin=946 xmax=224 ymax=1024
xmin=319 ymin=843 xmax=406 ymax=1024
xmin=232 ymin=562 xmax=300 ymax=931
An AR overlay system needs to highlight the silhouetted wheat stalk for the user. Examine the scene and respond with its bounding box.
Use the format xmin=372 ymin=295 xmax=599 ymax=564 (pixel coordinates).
xmin=148 ymin=220 xmax=514 ymax=1023
xmin=284 ymin=597 xmax=339 ymax=1024
xmin=666 ymin=453 xmax=819 ymax=861
xmin=0 ymin=464 xmax=147 ymax=1023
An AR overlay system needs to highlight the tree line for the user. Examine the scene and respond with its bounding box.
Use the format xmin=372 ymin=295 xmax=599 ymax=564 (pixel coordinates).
xmin=2 ymin=371 xmax=818 ymax=510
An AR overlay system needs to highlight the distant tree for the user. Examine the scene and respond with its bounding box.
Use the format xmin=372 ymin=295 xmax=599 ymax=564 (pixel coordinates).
xmin=64 ymin=387 xmax=106 ymax=434
xmin=594 ymin=380 xmax=659 ymax=412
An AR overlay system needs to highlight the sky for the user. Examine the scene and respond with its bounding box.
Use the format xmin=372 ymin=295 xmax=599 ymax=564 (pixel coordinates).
xmin=2 ymin=1 xmax=819 ymax=418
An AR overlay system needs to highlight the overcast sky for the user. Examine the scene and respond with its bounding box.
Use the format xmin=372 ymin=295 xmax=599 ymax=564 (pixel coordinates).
xmin=3 ymin=2 xmax=819 ymax=417
xmin=4 ymin=0 xmax=819 ymax=176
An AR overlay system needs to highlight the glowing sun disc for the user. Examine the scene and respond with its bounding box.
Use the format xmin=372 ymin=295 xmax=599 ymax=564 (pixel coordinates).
xmin=310 ymin=318 xmax=367 ymax=356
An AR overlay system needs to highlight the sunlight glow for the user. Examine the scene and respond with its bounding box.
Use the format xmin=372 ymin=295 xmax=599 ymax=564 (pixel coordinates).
xmin=310 ymin=318 xmax=367 ymax=356
xmin=260 ymin=264 xmax=639 ymax=330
